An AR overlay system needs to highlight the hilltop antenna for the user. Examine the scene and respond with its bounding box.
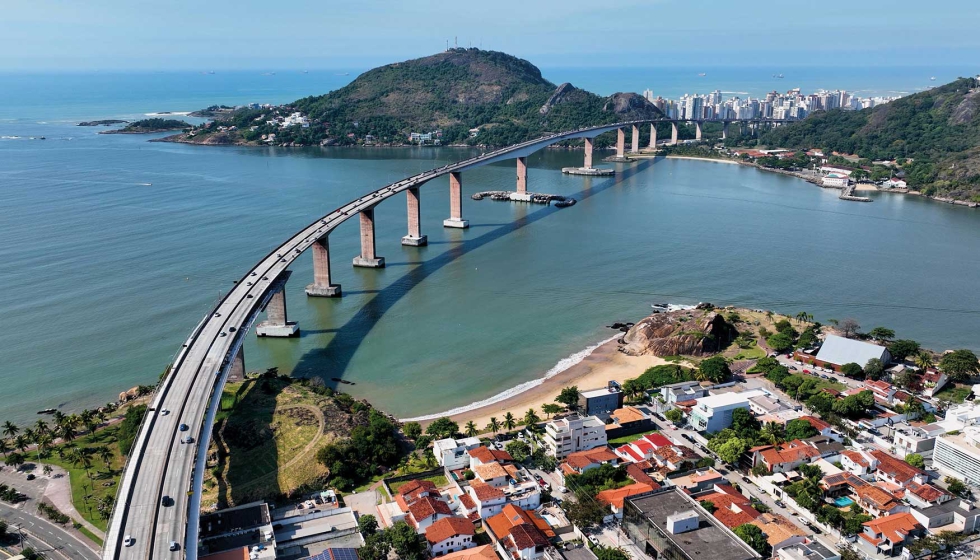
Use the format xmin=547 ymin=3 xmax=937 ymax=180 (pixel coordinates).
xmin=454 ymin=36 xmax=457 ymax=49
xmin=446 ymin=39 xmax=449 ymax=51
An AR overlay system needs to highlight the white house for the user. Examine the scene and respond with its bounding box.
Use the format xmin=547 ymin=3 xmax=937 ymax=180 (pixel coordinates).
xmin=434 ymin=437 xmax=483 ymax=470
xmin=689 ymin=389 xmax=766 ymax=433
xmin=425 ymin=517 xmax=476 ymax=557
xmin=542 ymin=414 xmax=606 ymax=458
xmin=822 ymin=173 xmax=850 ymax=188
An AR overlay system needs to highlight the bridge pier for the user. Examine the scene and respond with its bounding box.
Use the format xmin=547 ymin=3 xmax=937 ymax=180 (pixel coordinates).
xmin=695 ymin=121 xmax=702 ymax=141
xmin=401 ymin=187 xmax=427 ymax=247
xmin=516 ymin=157 xmax=528 ymax=193
xmin=228 ymin=346 xmax=245 ymax=382
xmin=353 ymin=208 xmax=385 ymax=268
xmin=256 ymin=279 xmax=299 ymax=337
xmin=583 ymin=138 xmax=593 ymax=169
xmin=306 ymin=235 xmax=342 ymax=296
xmin=443 ymin=171 xmax=469 ymax=229
xmin=670 ymin=122 xmax=678 ymax=145
xmin=630 ymin=125 xmax=639 ymax=153
xmin=722 ymin=122 xmax=729 ymax=140
xmin=616 ymin=128 xmax=625 ymax=158
xmin=649 ymin=124 xmax=657 ymax=149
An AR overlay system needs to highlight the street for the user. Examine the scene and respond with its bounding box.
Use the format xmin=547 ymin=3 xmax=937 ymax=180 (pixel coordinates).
xmin=0 ymin=501 xmax=100 ymax=560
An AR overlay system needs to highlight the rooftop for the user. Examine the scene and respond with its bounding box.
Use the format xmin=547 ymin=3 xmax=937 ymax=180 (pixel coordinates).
xmin=473 ymin=461 xmax=509 ymax=481
xmin=627 ymin=487 xmax=760 ymax=560
xmin=437 ymin=545 xmax=498 ymax=560
xmin=596 ymin=483 xmax=656 ymax=509
xmin=425 ymin=517 xmax=476 ymax=544
xmin=696 ymin=389 xmax=766 ymax=410
xmin=815 ymin=335 xmax=889 ymax=367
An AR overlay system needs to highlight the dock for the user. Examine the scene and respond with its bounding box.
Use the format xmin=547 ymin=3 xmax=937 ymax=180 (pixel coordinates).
xmin=471 ymin=191 xmax=576 ymax=207
xmin=561 ymin=166 xmax=615 ymax=176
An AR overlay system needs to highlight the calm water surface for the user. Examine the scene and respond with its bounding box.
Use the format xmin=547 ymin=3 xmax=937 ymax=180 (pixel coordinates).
xmin=0 ymin=70 xmax=978 ymax=424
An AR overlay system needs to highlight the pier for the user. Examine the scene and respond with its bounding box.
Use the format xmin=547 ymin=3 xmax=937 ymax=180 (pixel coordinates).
xmin=471 ymin=191 xmax=576 ymax=207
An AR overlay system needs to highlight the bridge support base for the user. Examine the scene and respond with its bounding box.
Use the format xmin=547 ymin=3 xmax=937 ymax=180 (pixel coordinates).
xmin=257 ymin=282 xmax=300 ymax=337
xmin=443 ymin=219 xmax=469 ymax=229
xmin=256 ymin=322 xmax=299 ymax=337
xmin=305 ymin=284 xmax=342 ymax=297
xmin=353 ymin=256 xmax=386 ymax=268
xmin=401 ymin=234 xmax=428 ymax=247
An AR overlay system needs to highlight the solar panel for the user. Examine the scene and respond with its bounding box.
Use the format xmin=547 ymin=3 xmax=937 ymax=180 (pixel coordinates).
xmin=304 ymin=548 xmax=360 ymax=560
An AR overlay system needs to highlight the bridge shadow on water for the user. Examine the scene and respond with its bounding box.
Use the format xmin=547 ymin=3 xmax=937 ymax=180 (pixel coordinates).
xmin=291 ymin=158 xmax=657 ymax=387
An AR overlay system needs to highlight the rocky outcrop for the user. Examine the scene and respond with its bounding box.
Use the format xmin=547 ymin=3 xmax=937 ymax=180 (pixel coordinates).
xmin=620 ymin=310 xmax=737 ymax=357
xmin=539 ymin=82 xmax=579 ymax=114
xmin=603 ymin=93 xmax=665 ymax=120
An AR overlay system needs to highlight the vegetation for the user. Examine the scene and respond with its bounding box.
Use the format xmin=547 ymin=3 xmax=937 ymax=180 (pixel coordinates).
xmin=784 ymin=419 xmax=819 ymax=440
xmin=115 ymin=118 xmax=191 ymax=132
xmin=946 ymin=477 xmax=969 ymax=497
xmin=905 ymin=453 xmax=925 ymax=469
xmin=425 ymin=417 xmax=459 ymax=440
xmin=316 ymin=409 xmax=401 ymax=491
xmin=754 ymin=77 xmax=980 ymax=201
xmin=888 ymin=339 xmax=921 ymax=362
xmin=940 ymin=349 xmax=980 ymax=382
xmin=359 ymin=521 xmax=428 ymax=560
xmin=555 ymin=386 xmax=581 ymax=409
xmin=697 ymin=356 xmax=732 ymax=383
xmin=734 ymin=523 xmax=771 ymax=557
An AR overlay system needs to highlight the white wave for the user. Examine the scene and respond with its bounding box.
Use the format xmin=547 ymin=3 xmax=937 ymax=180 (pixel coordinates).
xmin=1 ymin=136 xmax=22 ymax=139
xmin=400 ymin=334 xmax=620 ymax=422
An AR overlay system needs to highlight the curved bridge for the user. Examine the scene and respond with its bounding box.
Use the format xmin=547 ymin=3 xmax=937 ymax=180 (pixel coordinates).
xmin=102 ymin=116 xmax=790 ymax=559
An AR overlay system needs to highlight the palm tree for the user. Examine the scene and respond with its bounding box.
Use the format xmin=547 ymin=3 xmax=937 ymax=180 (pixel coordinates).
xmin=0 ymin=438 xmax=9 ymax=457
xmin=42 ymin=464 xmax=53 ymax=477
xmin=761 ymin=421 xmax=785 ymax=446
xmin=464 ymin=421 xmax=478 ymax=437
xmin=796 ymin=312 xmax=807 ymax=326
xmin=13 ymin=435 xmax=29 ymax=454
xmin=524 ymin=409 xmax=540 ymax=427
xmin=97 ymin=446 xmax=113 ymax=471
xmin=51 ymin=411 xmax=66 ymax=427
xmin=914 ymin=352 xmax=934 ymax=372
xmin=2 ymin=421 xmax=19 ymax=439
xmin=34 ymin=433 xmax=52 ymax=463
xmin=34 ymin=419 xmax=49 ymax=437
xmin=765 ymin=311 xmax=774 ymax=324
xmin=486 ymin=417 xmax=501 ymax=433
xmin=503 ymin=412 xmax=517 ymax=431
xmin=542 ymin=404 xmax=562 ymax=419
xmin=58 ymin=422 xmax=77 ymax=444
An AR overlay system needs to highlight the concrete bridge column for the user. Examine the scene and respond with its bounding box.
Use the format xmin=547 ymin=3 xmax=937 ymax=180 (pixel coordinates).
xmin=695 ymin=121 xmax=703 ymax=141
xmin=353 ymin=208 xmax=385 ymax=268
xmin=516 ymin=157 xmax=528 ymax=193
xmin=256 ymin=283 xmax=299 ymax=337
xmin=443 ymin=171 xmax=469 ymax=229
xmin=306 ymin=235 xmax=341 ymax=296
xmin=583 ymin=138 xmax=594 ymax=169
xmin=649 ymin=124 xmax=657 ymax=148
xmin=401 ymin=187 xmax=427 ymax=247
xmin=670 ymin=122 xmax=678 ymax=145
xmin=616 ymin=128 xmax=625 ymax=158
xmin=630 ymin=125 xmax=639 ymax=153
xmin=228 ymin=346 xmax=245 ymax=382
xmin=722 ymin=122 xmax=729 ymax=140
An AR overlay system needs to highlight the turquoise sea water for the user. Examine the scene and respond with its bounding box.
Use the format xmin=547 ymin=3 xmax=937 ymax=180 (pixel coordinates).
xmin=0 ymin=67 xmax=978 ymax=424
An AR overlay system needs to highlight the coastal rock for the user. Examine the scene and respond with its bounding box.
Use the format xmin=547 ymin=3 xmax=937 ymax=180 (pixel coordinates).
xmin=603 ymin=93 xmax=665 ymax=120
xmin=78 ymin=119 xmax=128 ymax=126
xmin=539 ymin=82 xmax=579 ymax=114
xmin=620 ymin=310 xmax=737 ymax=357
xmin=118 ymin=386 xmax=141 ymax=402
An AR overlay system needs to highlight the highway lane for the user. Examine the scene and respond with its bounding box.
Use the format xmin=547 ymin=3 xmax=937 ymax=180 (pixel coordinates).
xmin=104 ymin=118 xmax=794 ymax=559
xmin=0 ymin=501 xmax=100 ymax=560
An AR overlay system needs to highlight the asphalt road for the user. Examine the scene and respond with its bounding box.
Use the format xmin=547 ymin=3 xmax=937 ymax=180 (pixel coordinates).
xmin=0 ymin=501 xmax=100 ymax=560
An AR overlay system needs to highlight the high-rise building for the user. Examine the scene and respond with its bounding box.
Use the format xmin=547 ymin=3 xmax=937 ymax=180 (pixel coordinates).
xmin=643 ymin=89 xmax=655 ymax=102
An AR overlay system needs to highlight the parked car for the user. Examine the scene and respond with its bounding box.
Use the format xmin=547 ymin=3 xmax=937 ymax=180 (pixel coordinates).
xmin=775 ymin=500 xmax=785 ymax=508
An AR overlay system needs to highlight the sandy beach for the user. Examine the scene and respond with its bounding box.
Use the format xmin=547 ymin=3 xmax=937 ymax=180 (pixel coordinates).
xmin=664 ymin=155 xmax=741 ymax=165
xmin=430 ymin=338 xmax=668 ymax=429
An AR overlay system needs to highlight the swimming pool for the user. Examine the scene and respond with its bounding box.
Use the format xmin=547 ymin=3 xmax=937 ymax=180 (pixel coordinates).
xmin=835 ymin=496 xmax=855 ymax=507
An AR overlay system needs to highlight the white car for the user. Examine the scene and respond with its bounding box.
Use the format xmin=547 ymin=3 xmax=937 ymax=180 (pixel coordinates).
xmin=124 ymin=535 xmax=135 ymax=547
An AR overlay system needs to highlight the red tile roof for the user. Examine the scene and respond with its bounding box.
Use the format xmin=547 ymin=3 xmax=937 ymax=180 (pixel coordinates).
xmin=870 ymin=449 xmax=925 ymax=484
xmin=800 ymin=415 xmax=831 ymax=432
xmin=508 ymin=523 xmax=550 ymax=550
xmin=399 ymin=479 xmax=437 ymax=499
xmin=469 ymin=446 xmax=513 ymax=463
xmin=408 ymin=496 xmax=452 ymax=522
xmin=698 ymin=486 xmax=761 ymax=528
xmin=616 ymin=445 xmax=645 ymax=463
xmin=470 ymin=481 xmax=505 ymax=501
xmin=625 ymin=463 xmax=659 ymax=487
xmin=425 ymin=517 xmax=476 ymax=544
xmin=565 ymin=448 xmax=619 ymax=470
xmin=459 ymin=494 xmax=477 ymax=511
xmin=842 ymin=450 xmax=870 ymax=467
xmin=906 ymin=481 xmax=948 ymax=503
xmin=643 ymin=433 xmax=673 ymax=448
xmin=759 ymin=440 xmax=820 ymax=468
xmin=596 ymin=483 xmax=656 ymax=509
xmin=863 ymin=512 xmax=922 ymax=544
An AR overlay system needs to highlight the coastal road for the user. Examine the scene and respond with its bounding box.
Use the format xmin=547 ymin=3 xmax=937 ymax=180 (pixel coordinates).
xmin=0 ymin=501 xmax=100 ymax=560
xmin=104 ymin=117 xmax=795 ymax=560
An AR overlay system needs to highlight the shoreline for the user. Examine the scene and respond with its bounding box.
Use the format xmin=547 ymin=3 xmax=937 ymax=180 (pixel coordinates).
xmin=663 ymin=155 xmax=741 ymax=165
xmin=403 ymin=335 xmax=668 ymax=428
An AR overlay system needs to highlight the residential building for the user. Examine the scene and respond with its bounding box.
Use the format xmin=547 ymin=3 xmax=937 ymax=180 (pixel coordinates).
xmin=934 ymin=430 xmax=980 ymax=484
xmin=468 ymin=446 xmax=514 ymax=468
xmin=622 ymin=487 xmax=761 ymax=560
xmin=753 ymin=440 xmax=821 ymax=473
xmin=392 ymin=480 xmax=453 ymax=533
xmin=558 ymin=448 xmax=620 ymax=481
xmin=813 ymin=335 xmax=891 ymax=370
xmin=579 ymin=381 xmax=624 ymax=415
xmin=660 ymin=381 xmax=710 ymax=405
xmin=840 ymin=450 xmax=874 ymax=476
xmin=821 ymin=173 xmax=849 ymax=188
xmin=425 ymin=517 xmax=476 ymax=557
xmin=434 ymin=437 xmax=484 ymax=470
xmin=690 ymin=389 xmax=766 ymax=433
xmin=652 ymin=444 xmax=702 ymax=472
xmin=693 ymin=485 xmax=761 ymax=529
xmin=543 ymin=414 xmax=607 ymax=459
xmin=607 ymin=406 xmax=653 ymax=434
xmin=596 ymin=483 xmax=656 ymax=519
xmin=911 ymin=499 xmax=980 ymax=534
xmin=776 ymin=541 xmax=840 ymax=560
xmin=857 ymin=513 xmax=924 ymax=557
xmin=869 ymin=449 xmax=929 ymax=487
xmin=485 ymin=505 xmax=555 ymax=560
xmin=798 ymin=416 xmax=838 ymax=441
xmin=669 ymin=467 xmax=725 ymax=492
xmin=750 ymin=513 xmax=808 ymax=553
xmin=614 ymin=433 xmax=673 ymax=463
xmin=890 ymin=423 xmax=944 ymax=458
xmin=901 ymin=481 xmax=950 ymax=509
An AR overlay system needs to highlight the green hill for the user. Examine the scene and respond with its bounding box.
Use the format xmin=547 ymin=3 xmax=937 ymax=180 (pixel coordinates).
xmin=757 ymin=77 xmax=980 ymax=201
xmin=168 ymin=48 xmax=663 ymax=148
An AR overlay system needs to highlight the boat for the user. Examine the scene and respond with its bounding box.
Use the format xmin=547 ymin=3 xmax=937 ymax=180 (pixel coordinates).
xmin=698 ymin=72 xmax=706 ymax=77
xmin=37 ymin=408 xmax=56 ymax=415
xmin=330 ymin=377 xmax=356 ymax=385
xmin=773 ymin=73 xmax=784 ymax=79
xmin=930 ymin=76 xmax=937 ymax=81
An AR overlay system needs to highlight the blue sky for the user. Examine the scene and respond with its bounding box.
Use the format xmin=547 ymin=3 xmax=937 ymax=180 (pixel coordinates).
xmin=2 ymin=0 xmax=979 ymax=70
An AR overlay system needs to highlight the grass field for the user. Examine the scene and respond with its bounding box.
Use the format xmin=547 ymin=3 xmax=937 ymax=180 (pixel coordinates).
xmin=607 ymin=429 xmax=659 ymax=446
xmin=202 ymin=378 xmax=332 ymax=510
xmin=935 ymin=384 xmax=972 ymax=404
xmin=43 ymin=425 xmax=126 ymax=532
xmin=389 ymin=474 xmax=449 ymax=494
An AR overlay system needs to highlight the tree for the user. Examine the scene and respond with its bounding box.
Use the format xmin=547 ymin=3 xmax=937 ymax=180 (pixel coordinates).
xmin=767 ymin=332 xmax=794 ymax=353
xmin=622 ymin=379 xmax=644 ymax=402
xmin=358 ymin=514 xmax=379 ymax=536
xmin=389 ymin=521 xmax=427 ymax=560
xmin=864 ymin=358 xmax=885 ymax=381
xmin=840 ymin=362 xmax=863 ymax=379
xmin=940 ymin=349 xmax=980 ymax=382
xmin=506 ymin=440 xmax=531 ymax=462
xmin=761 ymin=421 xmax=785 ymax=445
xmin=523 ymin=409 xmax=540 ymax=427
xmin=4 ymin=452 xmax=24 ymax=470
xmin=914 ymin=351 xmax=934 ymax=372
xmin=711 ymin=435 xmax=748 ymax=464
xmin=806 ymin=392 xmax=835 ymax=416
xmin=664 ymin=409 xmax=683 ymax=423
xmin=946 ymin=477 xmax=968 ymax=497
xmin=403 ymin=421 xmax=422 ymax=440
xmin=905 ymin=454 xmax=925 ymax=469
xmin=699 ymin=500 xmax=716 ymax=513
xmin=784 ymin=418 xmax=819 ymax=441
xmin=503 ymin=412 xmax=517 ymax=431
xmin=562 ymin=494 xmax=607 ymax=529
xmin=838 ymin=318 xmax=861 ymax=338
xmin=868 ymin=327 xmax=895 ymax=342
xmin=698 ymin=356 xmax=731 ymax=383
xmin=486 ymin=417 xmax=500 ymax=433
xmin=593 ymin=547 xmax=630 ymax=560
xmin=464 ymin=421 xmax=478 ymax=437
xmin=555 ymin=386 xmax=580 ymax=409
xmin=360 ymin=531 xmax=392 ymax=560
xmin=733 ymin=523 xmax=772 ymax=557
xmin=888 ymin=339 xmax=921 ymax=362
xmin=542 ymin=404 xmax=563 ymax=419
xmin=2 ymin=421 xmax=19 ymax=438
xmin=425 ymin=417 xmax=458 ymax=440
xmin=731 ymin=408 xmax=760 ymax=434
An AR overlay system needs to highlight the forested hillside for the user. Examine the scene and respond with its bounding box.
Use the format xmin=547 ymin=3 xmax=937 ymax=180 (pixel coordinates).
xmin=758 ymin=77 xmax=980 ymax=200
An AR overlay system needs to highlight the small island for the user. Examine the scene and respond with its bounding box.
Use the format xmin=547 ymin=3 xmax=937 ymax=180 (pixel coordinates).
xmin=101 ymin=118 xmax=192 ymax=134
xmin=77 ymin=119 xmax=128 ymax=126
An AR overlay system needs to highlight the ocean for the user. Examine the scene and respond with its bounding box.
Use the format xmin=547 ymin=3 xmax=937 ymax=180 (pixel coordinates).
xmin=0 ymin=65 xmax=977 ymax=425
